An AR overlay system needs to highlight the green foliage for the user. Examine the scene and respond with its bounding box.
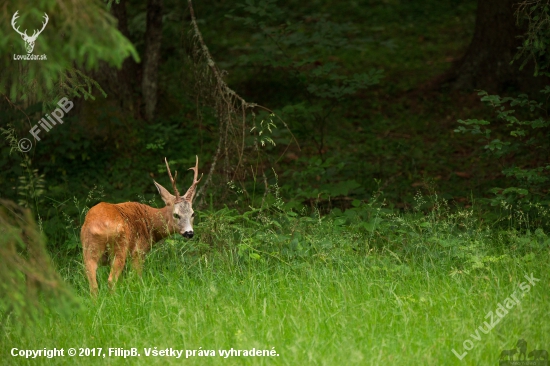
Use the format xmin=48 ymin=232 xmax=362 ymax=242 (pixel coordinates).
xmin=226 ymin=0 xmax=383 ymax=153
xmin=0 ymin=0 xmax=482 ymax=227
xmin=0 ymin=200 xmax=75 ymax=327
xmin=250 ymin=113 xmax=277 ymax=147
xmin=0 ymin=0 xmax=138 ymax=101
xmin=515 ymin=0 xmax=550 ymax=76
xmin=455 ymin=90 xmax=550 ymax=208
xmin=61 ymin=186 xmax=105 ymax=251
xmin=193 ymin=186 xmax=546 ymax=273
xmin=16 ymin=161 xmax=46 ymax=209
xmin=280 ymin=156 xmax=364 ymax=209
xmin=0 ymin=0 xmax=141 ymax=232
xmin=0 ymin=126 xmax=45 ymax=211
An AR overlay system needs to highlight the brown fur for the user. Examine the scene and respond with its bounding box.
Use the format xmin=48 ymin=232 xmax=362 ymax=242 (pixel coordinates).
xmin=81 ymin=202 xmax=177 ymax=296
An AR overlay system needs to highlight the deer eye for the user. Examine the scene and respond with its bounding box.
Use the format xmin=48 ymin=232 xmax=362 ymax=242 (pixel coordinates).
xmin=191 ymin=212 xmax=196 ymax=218
xmin=173 ymin=213 xmax=180 ymax=219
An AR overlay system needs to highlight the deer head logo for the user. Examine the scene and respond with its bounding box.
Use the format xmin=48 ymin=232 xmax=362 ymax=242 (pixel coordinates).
xmin=11 ymin=11 xmax=49 ymax=54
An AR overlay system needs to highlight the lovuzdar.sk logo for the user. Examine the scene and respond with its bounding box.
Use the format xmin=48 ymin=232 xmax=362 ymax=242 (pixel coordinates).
xmin=11 ymin=10 xmax=48 ymax=60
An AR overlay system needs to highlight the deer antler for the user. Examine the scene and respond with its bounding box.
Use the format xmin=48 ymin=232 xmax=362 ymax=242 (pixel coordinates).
xmin=30 ymin=13 xmax=49 ymax=39
xmin=11 ymin=11 xmax=48 ymax=39
xmin=183 ymin=156 xmax=203 ymax=203
xmin=164 ymin=157 xmax=181 ymax=202
xmin=11 ymin=11 xmax=27 ymax=38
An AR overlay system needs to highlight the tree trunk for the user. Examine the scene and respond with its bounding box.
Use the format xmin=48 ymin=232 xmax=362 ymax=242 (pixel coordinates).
xmin=448 ymin=0 xmax=546 ymax=94
xmin=142 ymin=0 xmax=163 ymax=121
xmin=111 ymin=0 xmax=138 ymax=113
xmin=89 ymin=0 xmax=138 ymax=114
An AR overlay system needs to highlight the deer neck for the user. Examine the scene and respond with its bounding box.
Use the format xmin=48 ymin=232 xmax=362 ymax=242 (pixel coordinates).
xmin=146 ymin=204 xmax=178 ymax=242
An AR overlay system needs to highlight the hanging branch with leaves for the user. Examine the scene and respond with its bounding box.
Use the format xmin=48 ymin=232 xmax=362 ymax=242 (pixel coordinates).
xmin=186 ymin=0 xmax=298 ymax=207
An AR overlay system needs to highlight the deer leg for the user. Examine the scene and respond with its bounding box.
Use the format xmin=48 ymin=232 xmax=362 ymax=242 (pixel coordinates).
xmin=131 ymin=249 xmax=145 ymax=277
xmin=85 ymin=261 xmax=98 ymax=297
xmin=108 ymin=246 xmax=128 ymax=292
xmin=84 ymin=258 xmax=99 ymax=297
xmin=82 ymin=235 xmax=104 ymax=297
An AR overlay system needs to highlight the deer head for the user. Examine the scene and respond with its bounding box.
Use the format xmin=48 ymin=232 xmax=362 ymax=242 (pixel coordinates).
xmin=154 ymin=156 xmax=202 ymax=238
xmin=11 ymin=11 xmax=49 ymax=54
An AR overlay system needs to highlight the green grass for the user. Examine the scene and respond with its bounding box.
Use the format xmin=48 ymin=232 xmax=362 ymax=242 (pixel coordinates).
xmin=2 ymin=202 xmax=549 ymax=365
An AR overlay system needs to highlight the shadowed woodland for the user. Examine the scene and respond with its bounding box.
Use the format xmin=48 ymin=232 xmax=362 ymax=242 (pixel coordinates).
xmin=1 ymin=0 xmax=549 ymax=218
xmin=0 ymin=0 xmax=549 ymax=364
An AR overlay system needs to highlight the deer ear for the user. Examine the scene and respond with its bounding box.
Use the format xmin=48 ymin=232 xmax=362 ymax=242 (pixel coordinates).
xmin=154 ymin=181 xmax=176 ymax=206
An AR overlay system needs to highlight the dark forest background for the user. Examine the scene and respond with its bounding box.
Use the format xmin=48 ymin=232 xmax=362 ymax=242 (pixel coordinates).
xmin=2 ymin=0 xmax=550 ymax=250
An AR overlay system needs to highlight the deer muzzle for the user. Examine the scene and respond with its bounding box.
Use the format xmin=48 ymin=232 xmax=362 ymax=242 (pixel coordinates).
xmin=182 ymin=230 xmax=194 ymax=239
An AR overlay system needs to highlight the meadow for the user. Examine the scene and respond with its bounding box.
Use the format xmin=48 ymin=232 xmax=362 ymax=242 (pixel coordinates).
xmin=2 ymin=195 xmax=549 ymax=365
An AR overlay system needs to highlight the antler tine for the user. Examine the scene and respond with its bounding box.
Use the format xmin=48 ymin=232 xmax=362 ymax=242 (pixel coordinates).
xmin=190 ymin=155 xmax=203 ymax=184
xmin=38 ymin=13 xmax=48 ymax=34
xmin=30 ymin=13 xmax=49 ymax=38
xmin=164 ymin=157 xmax=181 ymax=201
xmin=11 ymin=11 xmax=28 ymax=37
xmin=183 ymin=155 xmax=203 ymax=203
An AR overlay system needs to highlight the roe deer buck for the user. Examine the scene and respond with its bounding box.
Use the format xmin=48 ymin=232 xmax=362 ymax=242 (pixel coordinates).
xmin=81 ymin=156 xmax=202 ymax=296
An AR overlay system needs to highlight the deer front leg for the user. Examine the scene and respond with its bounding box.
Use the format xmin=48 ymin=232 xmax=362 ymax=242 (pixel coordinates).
xmin=131 ymin=249 xmax=145 ymax=277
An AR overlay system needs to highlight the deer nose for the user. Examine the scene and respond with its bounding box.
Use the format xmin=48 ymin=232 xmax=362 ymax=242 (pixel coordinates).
xmin=182 ymin=231 xmax=194 ymax=238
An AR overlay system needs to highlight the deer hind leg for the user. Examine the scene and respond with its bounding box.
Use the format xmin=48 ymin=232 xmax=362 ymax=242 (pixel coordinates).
xmin=84 ymin=258 xmax=99 ymax=297
xmin=82 ymin=232 xmax=106 ymax=297
xmin=107 ymin=238 xmax=129 ymax=292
